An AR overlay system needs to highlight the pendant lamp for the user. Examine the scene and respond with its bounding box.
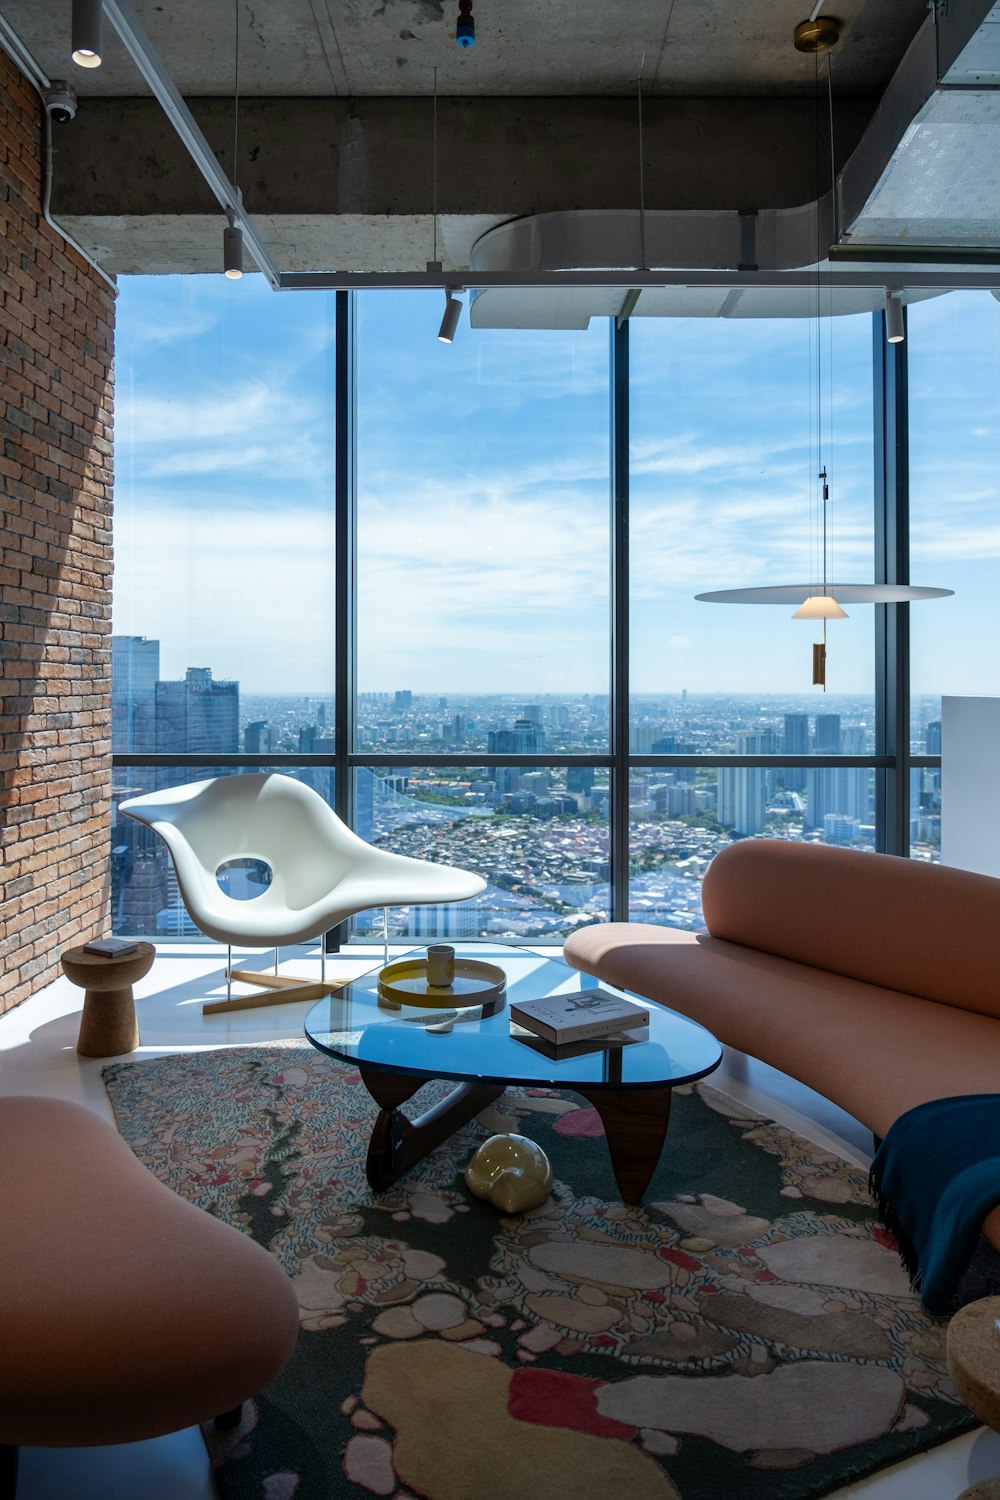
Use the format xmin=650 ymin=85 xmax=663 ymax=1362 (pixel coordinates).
xmin=694 ymin=13 xmax=952 ymax=689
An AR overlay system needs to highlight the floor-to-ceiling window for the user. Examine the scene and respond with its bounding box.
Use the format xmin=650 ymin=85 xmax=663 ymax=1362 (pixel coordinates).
xmin=907 ymin=290 xmax=1000 ymax=861
xmin=627 ymin=309 xmax=876 ymax=923
xmin=111 ymin=275 xmax=338 ymax=933
xmin=353 ymin=291 xmax=611 ymax=941
xmin=111 ymin=280 xmax=969 ymax=940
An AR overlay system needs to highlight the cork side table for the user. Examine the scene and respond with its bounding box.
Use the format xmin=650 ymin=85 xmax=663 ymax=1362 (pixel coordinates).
xmin=61 ymin=942 xmax=156 ymax=1058
xmin=947 ymin=1295 xmax=1000 ymax=1500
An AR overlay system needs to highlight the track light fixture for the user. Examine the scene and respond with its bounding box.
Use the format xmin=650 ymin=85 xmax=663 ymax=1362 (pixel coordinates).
xmin=438 ymin=292 xmax=462 ymax=343
xmin=71 ymin=0 xmax=103 ymax=68
xmin=884 ymin=289 xmax=905 ymax=344
xmin=223 ymin=210 xmax=244 ymax=279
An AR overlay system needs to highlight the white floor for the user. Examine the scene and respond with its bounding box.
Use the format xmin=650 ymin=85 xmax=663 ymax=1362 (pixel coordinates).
xmin=3 ymin=943 xmax=998 ymax=1500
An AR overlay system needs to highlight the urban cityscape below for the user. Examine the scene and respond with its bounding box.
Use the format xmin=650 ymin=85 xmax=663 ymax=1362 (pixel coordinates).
xmin=110 ymin=635 xmax=943 ymax=944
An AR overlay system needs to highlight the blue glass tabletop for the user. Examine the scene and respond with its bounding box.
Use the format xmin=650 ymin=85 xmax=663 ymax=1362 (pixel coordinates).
xmin=304 ymin=943 xmax=721 ymax=1092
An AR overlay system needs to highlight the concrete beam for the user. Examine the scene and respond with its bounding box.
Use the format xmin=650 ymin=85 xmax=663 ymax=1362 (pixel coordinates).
xmin=49 ymin=95 xmax=876 ymax=274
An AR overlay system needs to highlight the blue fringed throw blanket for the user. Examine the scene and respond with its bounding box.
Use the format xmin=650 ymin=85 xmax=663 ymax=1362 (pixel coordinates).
xmin=870 ymin=1094 xmax=1000 ymax=1314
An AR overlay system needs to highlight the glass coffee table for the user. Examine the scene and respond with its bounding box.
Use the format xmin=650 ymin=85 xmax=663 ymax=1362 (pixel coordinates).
xmin=304 ymin=941 xmax=722 ymax=1205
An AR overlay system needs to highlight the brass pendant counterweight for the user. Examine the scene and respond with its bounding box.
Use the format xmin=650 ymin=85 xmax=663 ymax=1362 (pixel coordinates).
xmin=793 ymin=16 xmax=840 ymax=53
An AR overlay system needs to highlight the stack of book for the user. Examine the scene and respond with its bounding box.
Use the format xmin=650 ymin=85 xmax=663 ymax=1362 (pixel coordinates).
xmin=510 ymin=987 xmax=649 ymax=1058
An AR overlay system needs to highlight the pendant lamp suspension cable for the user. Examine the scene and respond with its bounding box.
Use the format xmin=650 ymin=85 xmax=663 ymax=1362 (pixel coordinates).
xmin=432 ymin=65 xmax=438 ymax=267
xmin=637 ymin=52 xmax=647 ymax=271
xmin=232 ymin=0 xmax=240 ymax=197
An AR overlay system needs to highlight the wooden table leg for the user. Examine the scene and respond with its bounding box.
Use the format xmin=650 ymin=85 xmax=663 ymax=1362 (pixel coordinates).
xmin=359 ymin=1067 xmax=506 ymax=1192
xmin=576 ymin=1086 xmax=673 ymax=1205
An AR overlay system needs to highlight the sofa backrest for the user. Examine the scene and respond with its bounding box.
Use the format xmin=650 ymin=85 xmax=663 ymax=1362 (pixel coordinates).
xmin=701 ymin=839 xmax=1000 ymax=1019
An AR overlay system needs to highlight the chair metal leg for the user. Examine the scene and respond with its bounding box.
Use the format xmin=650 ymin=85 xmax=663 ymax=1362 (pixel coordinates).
xmin=321 ymin=943 xmax=326 ymax=984
xmin=227 ymin=944 xmax=232 ymax=1003
xmin=383 ymin=907 xmax=389 ymax=969
xmin=274 ymin=946 xmax=280 ymax=975
xmin=0 ymin=1444 xmax=18 ymax=1500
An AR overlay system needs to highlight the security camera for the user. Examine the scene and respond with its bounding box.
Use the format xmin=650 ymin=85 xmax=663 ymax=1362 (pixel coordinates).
xmin=43 ymin=83 xmax=78 ymax=124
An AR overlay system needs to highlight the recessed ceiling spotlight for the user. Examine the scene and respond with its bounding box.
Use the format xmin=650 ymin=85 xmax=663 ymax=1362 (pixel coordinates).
xmin=71 ymin=0 xmax=103 ymax=68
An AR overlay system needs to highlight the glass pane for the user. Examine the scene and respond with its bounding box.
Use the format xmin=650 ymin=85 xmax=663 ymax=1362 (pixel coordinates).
xmin=908 ymin=291 xmax=1000 ymax=750
xmin=352 ymin=765 xmax=610 ymax=943
xmin=111 ymin=766 xmax=335 ymax=938
xmin=112 ymin=276 xmax=337 ymax=753
xmin=629 ymin=312 xmax=875 ymax=740
xmin=910 ymin=765 xmax=940 ymax=863
xmin=355 ymin=292 xmax=611 ymax=751
xmin=630 ymin=764 xmax=876 ymax=927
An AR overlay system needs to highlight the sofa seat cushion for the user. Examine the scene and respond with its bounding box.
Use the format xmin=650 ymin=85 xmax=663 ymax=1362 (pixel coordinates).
xmin=0 ymin=1095 xmax=300 ymax=1448
xmin=564 ymin=923 xmax=1000 ymax=1140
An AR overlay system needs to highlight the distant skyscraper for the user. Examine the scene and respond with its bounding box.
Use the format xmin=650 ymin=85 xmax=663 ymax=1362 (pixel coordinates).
xmin=488 ymin=718 xmax=546 ymax=754
xmin=824 ymin=813 xmax=861 ymax=845
xmin=806 ymin=765 xmax=870 ymax=830
xmin=814 ymin=714 xmax=842 ymax=754
xmin=394 ymin=690 xmax=412 ymax=710
xmin=522 ymin=704 xmax=542 ymax=725
xmin=244 ymin=720 xmax=269 ymax=754
xmin=112 ymin=635 xmax=159 ymax=753
xmin=925 ymin=720 xmax=942 ymax=755
xmin=718 ymin=730 xmax=777 ymax=836
xmin=155 ymin=667 xmax=239 ymax=755
xmin=783 ymin=712 xmax=809 ymax=791
xmin=566 ymin=767 xmax=595 ymax=797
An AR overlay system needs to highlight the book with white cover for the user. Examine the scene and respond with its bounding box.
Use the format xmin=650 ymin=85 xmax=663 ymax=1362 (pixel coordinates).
xmin=509 ymin=987 xmax=649 ymax=1045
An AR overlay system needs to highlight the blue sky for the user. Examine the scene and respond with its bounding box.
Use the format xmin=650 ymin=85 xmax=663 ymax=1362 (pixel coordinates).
xmin=111 ymin=278 xmax=999 ymax=701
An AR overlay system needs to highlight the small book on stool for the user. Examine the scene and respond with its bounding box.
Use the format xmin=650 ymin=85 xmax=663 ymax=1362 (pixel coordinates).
xmin=83 ymin=937 xmax=139 ymax=958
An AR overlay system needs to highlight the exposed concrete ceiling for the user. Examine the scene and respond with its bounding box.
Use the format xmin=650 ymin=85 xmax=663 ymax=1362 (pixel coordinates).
xmin=0 ymin=0 xmax=995 ymax=290
xmin=4 ymin=0 xmax=929 ymax=99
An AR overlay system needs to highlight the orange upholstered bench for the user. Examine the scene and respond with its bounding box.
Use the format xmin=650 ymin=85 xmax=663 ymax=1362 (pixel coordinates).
xmin=0 ymin=1095 xmax=300 ymax=1496
xmin=563 ymin=839 xmax=1000 ymax=1251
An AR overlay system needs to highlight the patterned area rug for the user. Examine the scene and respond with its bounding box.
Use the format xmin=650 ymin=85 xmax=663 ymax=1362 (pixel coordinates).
xmin=103 ymin=1043 xmax=974 ymax=1500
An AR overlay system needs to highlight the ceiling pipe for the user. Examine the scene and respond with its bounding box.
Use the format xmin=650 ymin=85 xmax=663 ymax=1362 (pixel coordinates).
xmin=0 ymin=13 xmax=117 ymax=290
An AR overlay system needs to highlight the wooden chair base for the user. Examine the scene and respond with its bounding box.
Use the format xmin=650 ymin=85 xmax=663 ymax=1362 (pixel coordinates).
xmin=203 ymin=969 xmax=345 ymax=1016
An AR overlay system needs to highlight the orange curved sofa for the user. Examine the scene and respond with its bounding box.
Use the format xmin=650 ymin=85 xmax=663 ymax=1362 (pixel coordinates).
xmin=0 ymin=1095 xmax=300 ymax=1482
xmin=563 ymin=839 xmax=1000 ymax=1248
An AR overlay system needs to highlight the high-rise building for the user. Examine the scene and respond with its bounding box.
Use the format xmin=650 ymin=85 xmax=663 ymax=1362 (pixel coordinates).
xmin=521 ymin=704 xmax=542 ymax=725
xmin=806 ymin=765 xmax=870 ymax=830
xmin=244 ymin=720 xmax=269 ymax=754
xmin=717 ymin=730 xmax=777 ymax=835
xmin=394 ymin=690 xmax=412 ymax=711
xmin=111 ymin=635 xmax=159 ymax=753
xmin=487 ymin=718 xmax=546 ymax=754
xmin=782 ymin=712 xmax=809 ymax=791
xmin=566 ymin=767 xmax=595 ymax=797
xmin=824 ymin=813 xmax=861 ymax=845
xmin=814 ymin=714 xmax=842 ymax=754
xmin=925 ymin=720 xmax=942 ymax=755
xmin=155 ymin=667 xmax=239 ymax=755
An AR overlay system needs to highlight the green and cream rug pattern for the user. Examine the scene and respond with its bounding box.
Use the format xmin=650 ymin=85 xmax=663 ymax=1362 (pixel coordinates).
xmin=103 ymin=1042 xmax=974 ymax=1500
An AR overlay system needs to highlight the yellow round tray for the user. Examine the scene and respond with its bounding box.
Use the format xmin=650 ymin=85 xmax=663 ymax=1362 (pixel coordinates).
xmin=377 ymin=956 xmax=507 ymax=1009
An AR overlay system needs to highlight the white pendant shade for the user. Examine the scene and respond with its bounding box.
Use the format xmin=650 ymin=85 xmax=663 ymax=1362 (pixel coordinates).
xmin=695 ymin=583 xmax=953 ymax=606
xmin=791 ymin=594 xmax=849 ymax=619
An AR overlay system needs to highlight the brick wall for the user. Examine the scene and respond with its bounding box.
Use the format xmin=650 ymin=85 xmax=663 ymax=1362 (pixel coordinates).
xmin=0 ymin=48 xmax=116 ymax=1015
